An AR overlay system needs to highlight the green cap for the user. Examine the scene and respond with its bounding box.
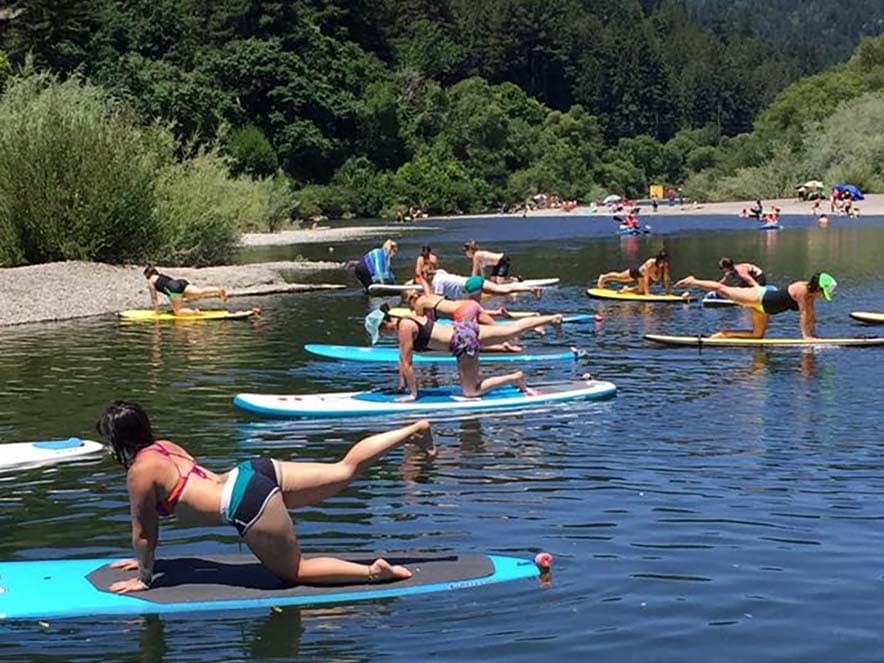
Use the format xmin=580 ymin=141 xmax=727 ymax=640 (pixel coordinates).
xmin=818 ymin=272 xmax=837 ymax=301
xmin=364 ymin=308 xmax=386 ymax=344
xmin=464 ymin=276 xmax=484 ymax=294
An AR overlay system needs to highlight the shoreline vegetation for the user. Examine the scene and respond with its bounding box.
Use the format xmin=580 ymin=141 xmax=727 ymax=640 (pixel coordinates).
xmin=5 ymin=194 xmax=881 ymax=328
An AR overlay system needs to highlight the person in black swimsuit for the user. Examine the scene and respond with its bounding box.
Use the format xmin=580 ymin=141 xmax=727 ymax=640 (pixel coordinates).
xmin=676 ymin=272 xmax=837 ymax=339
xmin=718 ymin=258 xmax=767 ymax=287
xmin=144 ymin=266 xmax=228 ymax=315
xmin=596 ymin=251 xmax=674 ymax=295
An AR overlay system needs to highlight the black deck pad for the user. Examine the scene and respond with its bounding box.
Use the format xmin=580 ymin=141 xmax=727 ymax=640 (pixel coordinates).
xmin=87 ymin=553 xmax=493 ymax=604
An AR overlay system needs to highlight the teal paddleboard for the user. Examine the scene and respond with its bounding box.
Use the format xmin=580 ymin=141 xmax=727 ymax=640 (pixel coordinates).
xmin=304 ymin=344 xmax=582 ymax=364
xmin=0 ymin=552 xmax=541 ymax=620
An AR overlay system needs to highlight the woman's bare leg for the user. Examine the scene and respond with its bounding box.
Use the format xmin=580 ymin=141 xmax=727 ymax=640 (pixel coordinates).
xmin=712 ymin=310 xmax=770 ymax=339
xmin=184 ymin=284 xmax=228 ymax=302
xmin=676 ymin=277 xmax=762 ymax=307
xmin=597 ymin=270 xmax=634 ymax=289
xmin=243 ymin=495 xmax=410 ymax=584
xmin=479 ymin=314 xmax=562 ymax=346
xmin=276 ymin=420 xmax=434 ymax=509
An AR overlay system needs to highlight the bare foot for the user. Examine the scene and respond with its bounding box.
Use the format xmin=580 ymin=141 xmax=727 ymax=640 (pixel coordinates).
xmin=533 ymin=324 xmax=547 ymax=336
xmin=596 ymin=277 xmax=605 ymax=289
xmin=675 ymin=276 xmax=695 ymax=288
xmin=369 ymin=558 xmax=412 ymax=582
xmin=220 ymin=289 xmax=229 ymax=303
xmin=533 ymin=287 xmax=543 ymax=300
xmin=502 ymin=341 xmax=523 ymax=353
xmin=550 ymin=314 xmax=563 ymax=337
xmin=410 ymin=421 xmax=436 ymax=458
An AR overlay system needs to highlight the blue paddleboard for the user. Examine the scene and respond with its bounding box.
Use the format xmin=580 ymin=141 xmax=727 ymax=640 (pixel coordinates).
xmin=304 ymin=344 xmax=582 ymax=364
xmin=0 ymin=552 xmax=541 ymax=620
xmin=234 ymin=379 xmax=617 ymax=418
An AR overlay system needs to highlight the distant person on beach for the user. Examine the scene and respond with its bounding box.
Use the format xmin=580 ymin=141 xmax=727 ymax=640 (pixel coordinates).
xmin=97 ymin=400 xmax=435 ymax=592
xmin=144 ymin=266 xmax=227 ymax=315
xmin=651 ymin=196 xmax=659 ymax=212
xmin=676 ymin=272 xmax=837 ymax=339
xmin=354 ymin=239 xmax=398 ymax=291
xmin=718 ymin=258 xmax=766 ymax=287
xmin=749 ymin=199 xmax=763 ymax=220
xmin=596 ymin=251 xmax=674 ymax=296
xmin=463 ymin=240 xmax=515 ymax=283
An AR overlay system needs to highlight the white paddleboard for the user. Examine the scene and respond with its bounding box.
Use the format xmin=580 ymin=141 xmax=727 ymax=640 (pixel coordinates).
xmin=0 ymin=438 xmax=105 ymax=471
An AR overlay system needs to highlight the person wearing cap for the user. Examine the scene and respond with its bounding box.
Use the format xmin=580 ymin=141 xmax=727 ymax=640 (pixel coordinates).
xmin=463 ymin=240 xmax=514 ymax=283
xmin=596 ymin=251 xmax=674 ymax=296
xmin=364 ymin=285 xmax=563 ymax=401
xmin=676 ymin=272 xmax=837 ymax=339
xmin=353 ymin=239 xmax=398 ymax=291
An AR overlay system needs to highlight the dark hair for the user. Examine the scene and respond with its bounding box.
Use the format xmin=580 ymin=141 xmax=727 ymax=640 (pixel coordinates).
xmin=143 ymin=265 xmax=158 ymax=278
xmin=464 ymin=240 xmax=478 ymax=252
xmin=808 ymin=272 xmax=821 ymax=292
xmin=719 ymin=257 xmax=734 ymax=270
xmin=96 ymin=401 xmax=155 ymax=468
xmin=420 ymin=245 xmax=432 ymax=256
xmin=655 ymin=251 xmax=669 ymax=264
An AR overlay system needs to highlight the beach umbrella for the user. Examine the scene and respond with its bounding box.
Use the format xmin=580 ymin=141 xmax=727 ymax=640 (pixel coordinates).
xmin=603 ymin=194 xmax=621 ymax=204
xmin=803 ymin=180 xmax=824 ymax=189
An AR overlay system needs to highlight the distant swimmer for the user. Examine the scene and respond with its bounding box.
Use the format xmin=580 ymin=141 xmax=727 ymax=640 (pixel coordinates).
xmin=354 ymin=239 xmax=399 ymax=291
xmin=718 ymin=258 xmax=767 ymax=287
xmin=676 ymin=272 xmax=837 ymax=339
xmin=365 ymin=284 xmax=562 ymax=400
xmin=97 ymin=400 xmax=436 ymax=593
xmin=596 ymin=251 xmax=675 ymax=296
xmin=464 ymin=240 xmax=515 ymax=283
xmin=144 ymin=266 xmax=227 ymax=315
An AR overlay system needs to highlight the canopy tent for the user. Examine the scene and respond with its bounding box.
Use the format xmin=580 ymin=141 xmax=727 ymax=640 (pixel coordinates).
xmin=802 ymin=180 xmax=824 ymax=189
xmin=602 ymin=194 xmax=622 ymax=204
xmin=833 ymin=183 xmax=864 ymax=200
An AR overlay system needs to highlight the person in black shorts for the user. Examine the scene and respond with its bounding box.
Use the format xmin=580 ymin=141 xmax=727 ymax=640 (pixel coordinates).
xmin=596 ymin=251 xmax=673 ymax=295
xmin=464 ymin=241 xmax=515 ymax=283
xmin=144 ymin=266 xmax=228 ymax=315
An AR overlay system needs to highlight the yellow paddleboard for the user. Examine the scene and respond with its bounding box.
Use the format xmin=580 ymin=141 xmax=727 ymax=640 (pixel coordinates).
xmin=118 ymin=309 xmax=258 ymax=322
xmin=644 ymin=333 xmax=884 ymax=347
xmin=586 ymin=288 xmax=693 ymax=303
xmin=850 ymin=311 xmax=884 ymax=324
xmin=387 ymin=307 xmax=539 ymax=319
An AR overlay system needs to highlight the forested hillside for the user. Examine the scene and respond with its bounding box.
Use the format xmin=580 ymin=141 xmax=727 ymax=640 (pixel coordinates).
xmin=0 ymin=0 xmax=881 ymax=233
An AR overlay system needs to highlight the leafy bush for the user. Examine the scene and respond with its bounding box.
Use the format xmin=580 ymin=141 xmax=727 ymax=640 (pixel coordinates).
xmin=227 ymin=124 xmax=279 ymax=178
xmin=0 ymin=72 xmax=169 ymax=266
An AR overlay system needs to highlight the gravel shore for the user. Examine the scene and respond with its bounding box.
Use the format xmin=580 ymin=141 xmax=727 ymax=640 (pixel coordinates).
xmin=0 ymin=260 xmax=346 ymax=327
xmin=240 ymin=224 xmax=434 ymax=246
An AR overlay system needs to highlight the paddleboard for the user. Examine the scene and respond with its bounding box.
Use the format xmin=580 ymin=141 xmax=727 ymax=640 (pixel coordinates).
xmin=119 ymin=309 xmax=257 ymax=321
xmin=0 ymin=551 xmax=541 ymax=620
xmin=760 ymin=223 xmax=781 ymax=231
xmin=386 ymin=308 xmax=591 ymax=324
xmin=0 ymin=438 xmax=104 ymax=471
xmin=850 ymin=311 xmax=884 ymax=324
xmin=366 ymin=283 xmax=422 ymax=296
xmin=644 ymin=333 xmax=884 ymax=347
xmin=304 ymin=344 xmax=583 ymax=364
xmin=701 ymin=292 xmax=737 ymax=308
xmin=586 ymin=288 xmax=694 ymax=303
xmin=513 ymin=278 xmax=559 ymax=288
xmin=618 ymin=225 xmax=651 ymax=236
xmin=235 ymin=379 xmax=616 ymax=418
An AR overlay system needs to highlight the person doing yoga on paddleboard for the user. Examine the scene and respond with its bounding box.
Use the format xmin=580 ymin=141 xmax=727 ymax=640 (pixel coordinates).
xmin=676 ymin=272 xmax=837 ymax=339
xmin=596 ymin=251 xmax=676 ymax=296
xmin=98 ymin=401 xmax=436 ymax=594
xmin=402 ymin=289 xmax=549 ymax=336
xmin=464 ymin=240 xmax=515 ymax=283
xmin=366 ymin=277 xmax=563 ymax=401
xmin=718 ymin=257 xmax=767 ymax=287
xmin=144 ymin=266 xmax=228 ymax=315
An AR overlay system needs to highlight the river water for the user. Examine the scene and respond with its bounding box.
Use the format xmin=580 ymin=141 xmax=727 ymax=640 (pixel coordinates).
xmin=2 ymin=212 xmax=883 ymax=661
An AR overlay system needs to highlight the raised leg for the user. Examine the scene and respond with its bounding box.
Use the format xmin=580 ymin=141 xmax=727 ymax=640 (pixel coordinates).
xmin=183 ymin=284 xmax=228 ymax=302
xmin=276 ymin=420 xmax=434 ymax=509
xmin=479 ymin=314 xmax=562 ymax=346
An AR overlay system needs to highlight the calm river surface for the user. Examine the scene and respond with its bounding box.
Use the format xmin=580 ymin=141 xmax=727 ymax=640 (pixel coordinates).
xmin=2 ymin=212 xmax=884 ymax=661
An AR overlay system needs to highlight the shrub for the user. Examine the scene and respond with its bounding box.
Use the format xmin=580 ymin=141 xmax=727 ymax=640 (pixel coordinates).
xmin=227 ymin=124 xmax=279 ymax=178
xmin=0 ymin=72 xmax=169 ymax=265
